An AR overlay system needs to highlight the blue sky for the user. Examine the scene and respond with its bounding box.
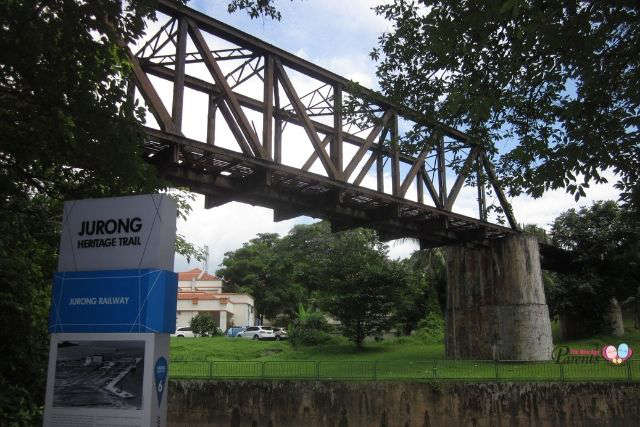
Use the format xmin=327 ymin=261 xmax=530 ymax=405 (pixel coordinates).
xmin=150 ymin=1 xmax=621 ymax=273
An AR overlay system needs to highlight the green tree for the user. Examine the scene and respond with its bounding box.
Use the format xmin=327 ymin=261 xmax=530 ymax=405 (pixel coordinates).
xmin=0 ymin=1 xmax=286 ymax=423
xmin=391 ymin=252 xmax=444 ymax=336
xmin=190 ymin=313 xmax=220 ymax=337
xmin=1 ymin=2 xmax=166 ymax=423
xmin=217 ymin=222 xmax=415 ymax=347
xmin=371 ymin=1 xmax=640 ymax=207
xmin=404 ymin=248 xmax=447 ymax=316
xmin=319 ymin=228 xmax=402 ymax=347
xmin=217 ymin=233 xmax=307 ymax=321
xmin=548 ymin=201 xmax=640 ymax=338
xmin=288 ymin=304 xmax=333 ymax=346
xmin=522 ymin=224 xmax=551 ymax=245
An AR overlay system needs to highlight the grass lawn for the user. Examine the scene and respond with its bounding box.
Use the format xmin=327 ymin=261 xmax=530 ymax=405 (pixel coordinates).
xmin=170 ymin=335 xmax=444 ymax=362
xmin=168 ymin=325 xmax=640 ymax=381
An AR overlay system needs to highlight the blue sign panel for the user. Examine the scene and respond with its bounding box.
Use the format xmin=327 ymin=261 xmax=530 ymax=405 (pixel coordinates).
xmin=49 ymin=269 xmax=177 ymax=333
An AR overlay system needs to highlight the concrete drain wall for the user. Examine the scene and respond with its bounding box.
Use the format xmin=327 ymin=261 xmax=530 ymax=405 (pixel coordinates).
xmin=168 ymin=380 xmax=640 ymax=427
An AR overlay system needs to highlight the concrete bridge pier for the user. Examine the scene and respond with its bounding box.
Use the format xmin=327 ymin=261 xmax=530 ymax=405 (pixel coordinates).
xmin=445 ymin=234 xmax=553 ymax=361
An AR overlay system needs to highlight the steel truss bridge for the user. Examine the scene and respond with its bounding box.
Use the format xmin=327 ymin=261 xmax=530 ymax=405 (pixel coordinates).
xmin=126 ymin=0 xmax=519 ymax=247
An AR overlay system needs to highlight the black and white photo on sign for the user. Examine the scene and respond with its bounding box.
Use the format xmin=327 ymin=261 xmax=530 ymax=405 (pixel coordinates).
xmin=53 ymin=340 xmax=145 ymax=410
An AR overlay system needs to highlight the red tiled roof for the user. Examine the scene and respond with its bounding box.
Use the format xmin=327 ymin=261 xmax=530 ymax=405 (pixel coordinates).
xmin=178 ymin=268 xmax=220 ymax=281
xmin=177 ymin=292 xmax=217 ymax=301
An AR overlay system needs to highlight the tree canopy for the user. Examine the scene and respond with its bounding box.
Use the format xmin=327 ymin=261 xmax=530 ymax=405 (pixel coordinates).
xmin=217 ymin=222 xmax=442 ymax=346
xmin=0 ymin=1 xmax=290 ymax=423
xmin=542 ymin=201 xmax=640 ymax=338
xmin=372 ymin=1 xmax=639 ymax=207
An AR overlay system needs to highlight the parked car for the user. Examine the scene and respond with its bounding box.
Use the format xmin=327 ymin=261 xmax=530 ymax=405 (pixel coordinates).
xmin=171 ymin=326 xmax=195 ymax=338
xmin=238 ymin=326 xmax=276 ymax=341
xmin=226 ymin=326 xmax=246 ymax=337
xmin=273 ymin=327 xmax=288 ymax=340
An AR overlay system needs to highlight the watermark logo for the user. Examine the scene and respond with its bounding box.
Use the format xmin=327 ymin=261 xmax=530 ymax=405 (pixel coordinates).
xmin=553 ymin=343 xmax=634 ymax=364
xmin=553 ymin=346 xmax=600 ymax=363
xmin=602 ymin=343 xmax=633 ymax=365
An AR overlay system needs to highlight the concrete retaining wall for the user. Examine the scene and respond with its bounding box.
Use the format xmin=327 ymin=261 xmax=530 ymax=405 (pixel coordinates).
xmin=168 ymin=380 xmax=640 ymax=426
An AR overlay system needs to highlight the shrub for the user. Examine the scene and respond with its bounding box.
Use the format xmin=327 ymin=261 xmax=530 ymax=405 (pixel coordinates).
xmin=189 ymin=313 xmax=222 ymax=337
xmin=288 ymin=305 xmax=334 ymax=346
xmin=413 ymin=311 xmax=445 ymax=343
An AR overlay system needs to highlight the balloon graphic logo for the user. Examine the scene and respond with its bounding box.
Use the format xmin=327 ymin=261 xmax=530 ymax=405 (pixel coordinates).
xmin=154 ymin=357 xmax=168 ymax=406
xmin=601 ymin=343 xmax=633 ymax=365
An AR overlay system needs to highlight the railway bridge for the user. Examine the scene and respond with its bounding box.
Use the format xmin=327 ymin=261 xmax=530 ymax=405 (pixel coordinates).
xmin=125 ymin=0 xmax=553 ymax=360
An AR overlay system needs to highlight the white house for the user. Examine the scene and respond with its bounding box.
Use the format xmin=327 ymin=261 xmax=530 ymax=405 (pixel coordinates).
xmin=176 ymin=268 xmax=255 ymax=330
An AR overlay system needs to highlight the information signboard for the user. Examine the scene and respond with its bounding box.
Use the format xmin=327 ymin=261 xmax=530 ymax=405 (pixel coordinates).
xmin=44 ymin=194 xmax=178 ymax=427
xmin=43 ymin=333 xmax=169 ymax=427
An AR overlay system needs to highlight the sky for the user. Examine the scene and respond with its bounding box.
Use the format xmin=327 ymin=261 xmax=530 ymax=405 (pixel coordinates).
xmin=136 ymin=1 xmax=621 ymax=273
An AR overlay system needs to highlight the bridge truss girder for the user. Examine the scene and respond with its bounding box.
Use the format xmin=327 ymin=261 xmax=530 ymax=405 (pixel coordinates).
xmin=128 ymin=0 xmax=519 ymax=247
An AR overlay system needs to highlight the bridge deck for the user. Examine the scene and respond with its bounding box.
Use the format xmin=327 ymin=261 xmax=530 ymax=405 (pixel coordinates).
xmin=145 ymin=128 xmax=514 ymax=247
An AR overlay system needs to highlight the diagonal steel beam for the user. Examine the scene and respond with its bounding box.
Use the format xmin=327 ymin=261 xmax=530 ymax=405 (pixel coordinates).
xmin=141 ymin=63 xmax=423 ymax=164
xmin=343 ymin=110 xmax=393 ymax=181
xmin=156 ymin=0 xmax=474 ymax=144
xmin=217 ymin=100 xmax=254 ymax=156
xmin=482 ymin=155 xmax=520 ymax=231
xmin=352 ymin=151 xmax=377 ymax=186
xmin=275 ymin=59 xmax=340 ymax=180
xmin=398 ymin=144 xmax=432 ymax=198
xmin=301 ymin=135 xmax=331 ymax=171
xmin=136 ymin=18 xmax=177 ymax=58
xmin=187 ymin=20 xmax=264 ymax=158
xmin=121 ymin=46 xmax=179 ymax=136
xmin=421 ymin=165 xmax=442 ymax=208
xmin=445 ymin=146 xmax=481 ymax=210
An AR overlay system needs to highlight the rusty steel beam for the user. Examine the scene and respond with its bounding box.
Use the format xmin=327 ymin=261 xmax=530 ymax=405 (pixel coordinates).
xmin=143 ymin=126 xmax=513 ymax=235
xmin=482 ymin=155 xmax=519 ymax=231
xmin=445 ymin=146 xmax=481 ymax=211
xmin=188 ymin=20 xmax=264 ymax=158
xmin=275 ymin=59 xmax=340 ymax=180
xmin=343 ymin=110 xmax=393 ymax=180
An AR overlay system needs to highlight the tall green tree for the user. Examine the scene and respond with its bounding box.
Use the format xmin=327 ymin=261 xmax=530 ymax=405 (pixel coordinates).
xmin=388 ymin=249 xmax=446 ymax=336
xmin=217 ymin=233 xmax=307 ymax=321
xmin=1 ymin=2 xmax=167 ymax=423
xmin=0 ymin=1 xmax=287 ymax=423
xmin=217 ymin=222 xmax=417 ymax=347
xmin=372 ymin=1 xmax=640 ymax=207
xmin=547 ymin=201 xmax=640 ymax=338
xmin=318 ymin=228 xmax=403 ymax=347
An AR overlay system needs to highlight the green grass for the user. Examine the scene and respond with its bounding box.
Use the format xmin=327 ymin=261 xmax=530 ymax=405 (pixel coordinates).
xmin=170 ymin=335 xmax=444 ymax=363
xmin=168 ymin=327 xmax=640 ymax=381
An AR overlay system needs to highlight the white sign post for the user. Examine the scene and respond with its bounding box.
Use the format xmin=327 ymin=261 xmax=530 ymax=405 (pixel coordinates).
xmin=43 ymin=194 xmax=177 ymax=427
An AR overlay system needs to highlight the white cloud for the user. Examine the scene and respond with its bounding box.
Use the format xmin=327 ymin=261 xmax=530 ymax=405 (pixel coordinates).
xmin=175 ymin=197 xmax=316 ymax=272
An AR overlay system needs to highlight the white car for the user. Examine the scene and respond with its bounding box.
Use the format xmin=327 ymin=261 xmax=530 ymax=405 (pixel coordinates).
xmin=171 ymin=326 xmax=195 ymax=338
xmin=238 ymin=326 xmax=276 ymax=341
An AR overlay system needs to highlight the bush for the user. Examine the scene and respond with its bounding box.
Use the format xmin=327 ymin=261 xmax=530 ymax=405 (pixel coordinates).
xmin=189 ymin=313 xmax=222 ymax=337
xmin=413 ymin=311 xmax=445 ymax=343
xmin=288 ymin=305 xmax=334 ymax=346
